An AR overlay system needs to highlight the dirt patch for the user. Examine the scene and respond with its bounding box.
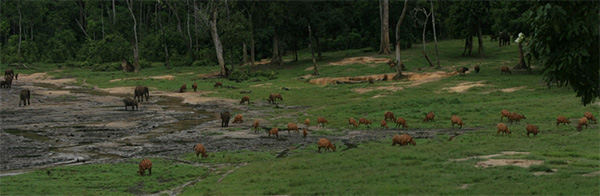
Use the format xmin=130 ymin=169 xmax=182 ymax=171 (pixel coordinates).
xmin=102 ymin=87 xmax=135 ymax=95
xmin=533 ymin=169 xmax=557 ymax=176
xmin=457 ymin=184 xmax=473 ymax=189
xmin=19 ymin=73 xmax=76 ymax=86
xmin=109 ymin=75 xmax=175 ymax=82
xmin=582 ymin=171 xmax=600 ymax=177
xmin=196 ymin=72 xmax=221 ymax=78
xmin=499 ymin=86 xmax=526 ymax=93
xmin=329 ymin=56 xmax=390 ymax=66
xmin=450 ymin=151 xmax=530 ymax=162
xmin=353 ymin=86 xmax=404 ymax=94
xmin=475 ymin=159 xmax=544 ymax=168
xmin=443 ymin=81 xmax=487 ymax=93
xmin=250 ymin=83 xmax=272 ymax=87
xmin=308 ymin=71 xmax=456 ymax=86
xmin=297 ymin=74 xmax=313 ymax=80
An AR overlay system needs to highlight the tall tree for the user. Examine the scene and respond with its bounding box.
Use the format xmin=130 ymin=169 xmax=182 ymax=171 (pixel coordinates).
xmin=126 ymin=0 xmax=141 ymax=73
xmin=393 ymin=0 xmax=409 ymax=79
xmin=308 ymin=24 xmax=319 ymax=76
xmin=378 ymin=0 xmax=392 ymax=54
xmin=430 ymin=0 xmax=440 ymax=68
xmin=413 ymin=6 xmax=433 ymax=67
xmin=195 ymin=0 xmax=226 ymax=76
xmin=157 ymin=1 xmax=169 ymax=69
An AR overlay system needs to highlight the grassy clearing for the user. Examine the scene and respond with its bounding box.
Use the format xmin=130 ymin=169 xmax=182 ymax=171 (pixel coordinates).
xmin=0 ymin=158 xmax=208 ymax=195
xmin=182 ymin=130 xmax=599 ymax=195
xmin=1 ymin=38 xmax=598 ymax=194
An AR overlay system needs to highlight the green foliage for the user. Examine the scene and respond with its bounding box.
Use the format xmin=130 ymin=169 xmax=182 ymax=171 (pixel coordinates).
xmin=78 ymin=35 xmax=130 ymax=63
xmin=169 ymin=53 xmax=193 ymax=67
xmin=526 ymin=2 xmax=600 ymax=105
xmin=228 ymin=70 xmax=250 ymax=82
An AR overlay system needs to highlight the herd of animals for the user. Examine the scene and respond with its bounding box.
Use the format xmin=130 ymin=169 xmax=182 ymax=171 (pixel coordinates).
xmin=1 ymin=67 xmax=597 ymax=177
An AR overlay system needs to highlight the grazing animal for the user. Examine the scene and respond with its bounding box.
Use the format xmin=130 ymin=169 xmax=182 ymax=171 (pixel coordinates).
xmin=4 ymin=68 xmax=15 ymax=79
xmin=348 ymin=118 xmax=358 ymax=127
xmin=233 ymin=114 xmax=243 ymax=123
xmin=498 ymin=31 xmax=511 ymax=46
xmin=304 ymin=118 xmax=310 ymax=127
xmin=192 ymin=83 xmax=198 ymax=92
xmin=500 ymin=110 xmax=511 ymax=121
xmin=123 ymin=97 xmax=138 ymax=110
xmin=384 ymin=111 xmax=395 ymax=122
xmin=358 ymin=118 xmax=372 ymax=127
xmin=134 ymin=85 xmax=149 ymax=102
xmin=497 ymin=123 xmax=510 ymax=135
xmin=287 ymin=123 xmax=299 ymax=134
xmin=387 ymin=60 xmax=396 ymax=70
xmin=137 ymin=159 xmax=152 ymax=176
xmin=474 ymin=65 xmax=480 ymax=73
xmin=451 ymin=115 xmax=464 ymax=128
xmin=240 ymin=96 xmax=250 ymax=105
xmin=303 ymin=128 xmax=308 ymax=138
xmin=3 ymin=75 xmax=13 ymax=88
xmin=424 ymin=112 xmax=435 ymax=122
xmin=253 ymin=119 xmax=260 ymax=133
xmin=501 ymin=66 xmax=512 ymax=74
xmin=268 ymin=93 xmax=283 ymax=104
xmin=220 ymin=112 xmax=231 ymax=127
xmin=526 ymin=124 xmax=539 ymax=137
xmin=458 ymin=67 xmax=469 ymax=75
xmin=368 ymin=77 xmax=374 ymax=85
xmin=380 ymin=120 xmax=389 ymax=129
xmin=556 ymin=116 xmax=570 ymax=126
xmin=395 ymin=117 xmax=408 ymax=129
xmin=317 ymin=117 xmax=329 ymax=128
xmin=577 ymin=117 xmax=588 ymax=131
xmin=19 ymin=89 xmax=30 ymax=107
xmin=317 ymin=138 xmax=336 ymax=153
xmin=269 ymin=127 xmax=279 ymax=138
xmin=392 ymin=134 xmax=416 ymax=146
xmin=194 ymin=144 xmax=209 ymax=159
xmin=179 ymin=84 xmax=187 ymax=93
xmin=508 ymin=113 xmax=526 ymax=124
xmin=584 ymin=112 xmax=596 ymax=124
xmin=214 ymin=81 xmax=223 ymax=88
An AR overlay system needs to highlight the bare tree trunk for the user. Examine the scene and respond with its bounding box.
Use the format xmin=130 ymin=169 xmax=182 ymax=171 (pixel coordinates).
xmin=462 ymin=34 xmax=473 ymax=56
xmin=514 ymin=42 xmax=529 ymax=71
xmin=158 ymin=2 xmax=169 ymax=69
xmin=186 ymin=0 xmax=194 ymax=60
xmin=379 ymin=0 xmax=392 ymax=54
xmin=393 ymin=0 xmax=409 ymax=79
xmin=430 ymin=0 xmax=440 ymax=68
xmin=477 ymin=20 xmax=485 ymax=58
xmin=193 ymin=0 xmax=199 ymax=53
xmin=308 ymin=25 xmax=319 ymax=76
xmin=208 ymin=7 xmax=226 ymax=76
xmin=271 ymin=34 xmax=280 ymax=65
xmin=167 ymin=0 xmax=184 ymax=36
xmin=419 ymin=8 xmax=433 ymax=67
xmin=314 ymin=34 xmax=322 ymax=60
xmin=112 ymin=0 xmax=116 ymax=25
xmin=101 ymin=1 xmax=105 ymax=39
xmin=17 ymin=8 xmax=22 ymax=64
xmin=126 ymin=0 xmax=141 ymax=73
xmin=248 ymin=11 xmax=255 ymax=66
xmin=242 ymin=42 xmax=248 ymax=65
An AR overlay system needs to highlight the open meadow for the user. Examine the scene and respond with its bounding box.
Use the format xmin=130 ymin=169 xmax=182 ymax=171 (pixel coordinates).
xmin=0 ymin=37 xmax=598 ymax=195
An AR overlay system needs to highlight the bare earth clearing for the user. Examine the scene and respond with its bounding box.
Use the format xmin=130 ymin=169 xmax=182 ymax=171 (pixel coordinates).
xmin=1 ymin=72 xmax=477 ymax=175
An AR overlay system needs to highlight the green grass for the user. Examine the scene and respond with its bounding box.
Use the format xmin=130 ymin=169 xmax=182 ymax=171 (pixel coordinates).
xmin=0 ymin=158 xmax=208 ymax=195
xmin=1 ymin=38 xmax=598 ymax=195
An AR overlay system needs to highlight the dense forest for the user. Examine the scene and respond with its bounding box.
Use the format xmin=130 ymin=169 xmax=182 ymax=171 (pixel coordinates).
xmin=0 ymin=0 xmax=598 ymax=104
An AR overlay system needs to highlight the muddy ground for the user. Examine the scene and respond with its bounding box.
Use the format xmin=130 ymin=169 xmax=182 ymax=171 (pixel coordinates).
xmin=0 ymin=73 xmax=475 ymax=174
